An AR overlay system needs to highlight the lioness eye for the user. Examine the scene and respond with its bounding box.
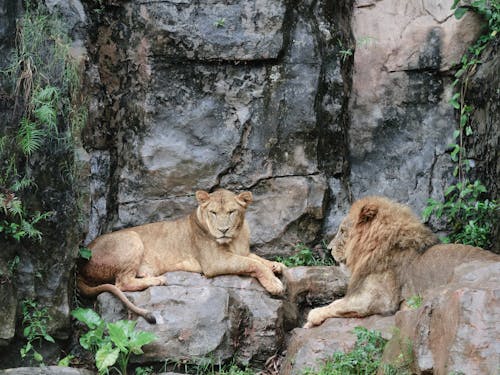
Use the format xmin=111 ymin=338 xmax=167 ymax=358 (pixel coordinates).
xmin=209 ymin=211 xmax=217 ymax=217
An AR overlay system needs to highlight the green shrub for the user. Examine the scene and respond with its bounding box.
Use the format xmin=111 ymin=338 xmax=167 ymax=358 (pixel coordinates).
xmin=72 ymin=308 xmax=157 ymax=375
xmin=20 ymin=299 xmax=55 ymax=364
xmin=275 ymin=242 xmax=334 ymax=267
xmin=423 ymin=1 xmax=499 ymax=249
xmin=303 ymin=327 xmax=387 ymax=375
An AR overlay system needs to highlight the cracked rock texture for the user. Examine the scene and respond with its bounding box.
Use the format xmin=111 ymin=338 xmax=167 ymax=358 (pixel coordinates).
xmin=81 ymin=0 xmax=496 ymax=256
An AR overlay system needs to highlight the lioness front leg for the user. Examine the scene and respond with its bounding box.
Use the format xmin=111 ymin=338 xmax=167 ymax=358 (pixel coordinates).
xmin=248 ymin=253 xmax=286 ymax=274
xmin=203 ymin=254 xmax=285 ymax=296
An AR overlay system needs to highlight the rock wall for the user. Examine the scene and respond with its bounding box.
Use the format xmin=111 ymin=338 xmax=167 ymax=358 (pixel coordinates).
xmin=0 ymin=0 xmax=498 ymax=369
xmin=81 ymin=0 xmax=353 ymax=256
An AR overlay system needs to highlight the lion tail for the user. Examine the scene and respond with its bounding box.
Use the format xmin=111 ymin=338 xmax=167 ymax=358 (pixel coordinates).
xmin=77 ymin=278 xmax=156 ymax=324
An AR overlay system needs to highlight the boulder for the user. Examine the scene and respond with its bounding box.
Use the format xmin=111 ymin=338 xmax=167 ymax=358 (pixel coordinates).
xmin=97 ymin=271 xmax=286 ymax=366
xmin=382 ymin=261 xmax=500 ymax=374
xmin=0 ymin=368 xmax=93 ymax=375
xmin=280 ymin=315 xmax=396 ymax=375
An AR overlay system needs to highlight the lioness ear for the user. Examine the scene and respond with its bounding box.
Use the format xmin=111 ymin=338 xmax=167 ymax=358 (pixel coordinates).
xmin=196 ymin=190 xmax=211 ymax=206
xmin=358 ymin=203 xmax=378 ymax=224
xmin=235 ymin=191 xmax=253 ymax=207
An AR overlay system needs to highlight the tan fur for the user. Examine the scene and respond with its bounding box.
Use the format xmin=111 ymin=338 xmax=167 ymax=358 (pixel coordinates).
xmin=305 ymin=196 xmax=500 ymax=328
xmin=78 ymin=189 xmax=285 ymax=324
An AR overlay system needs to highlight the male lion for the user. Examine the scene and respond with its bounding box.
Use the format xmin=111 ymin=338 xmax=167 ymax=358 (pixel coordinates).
xmin=78 ymin=189 xmax=285 ymax=324
xmin=305 ymin=196 xmax=499 ymax=328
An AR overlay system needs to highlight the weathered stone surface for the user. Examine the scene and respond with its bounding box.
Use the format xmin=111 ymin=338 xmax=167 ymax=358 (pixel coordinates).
xmin=97 ymin=271 xmax=286 ymax=366
xmin=382 ymin=261 xmax=500 ymax=374
xmin=136 ymin=0 xmax=286 ymax=61
xmin=0 ymin=273 xmax=16 ymax=346
xmin=280 ymin=315 xmax=396 ymax=375
xmin=346 ymin=0 xmax=482 ymax=219
xmin=83 ymin=0 xmax=350 ymax=258
xmin=0 ymin=367 xmax=94 ymax=375
xmin=283 ymin=266 xmax=348 ymax=308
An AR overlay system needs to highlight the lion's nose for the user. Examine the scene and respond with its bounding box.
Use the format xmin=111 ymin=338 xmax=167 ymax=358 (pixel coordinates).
xmin=219 ymin=227 xmax=230 ymax=234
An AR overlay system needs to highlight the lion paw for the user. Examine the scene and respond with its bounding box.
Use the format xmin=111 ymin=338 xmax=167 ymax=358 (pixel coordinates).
xmin=156 ymin=276 xmax=168 ymax=286
xmin=270 ymin=261 xmax=286 ymax=274
xmin=304 ymin=307 xmax=326 ymax=328
xmin=266 ymin=277 xmax=285 ymax=296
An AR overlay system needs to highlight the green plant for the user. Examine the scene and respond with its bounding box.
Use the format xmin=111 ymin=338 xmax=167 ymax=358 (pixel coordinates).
xmin=72 ymin=308 xmax=157 ymax=375
xmin=406 ymin=295 xmax=423 ymax=310
xmin=20 ymin=299 xmax=55 ymax=364
xmin=337 ymin=39 xmax=353 ymax=62
xmin=0 ymin=2 xmax=86 ymax=243
xmin=423 ymin=0 xmax=498 ymax=249
xmin=276 ymin=242 xmax=334 ymax=267
xmin=134 ymin=366 xmax=154 ymax=375
xmin=214 ymin=18 xmax=225 ymax=28
xmin=304 ymin=327 xmax=388 ymax=375
xmin=79 ymin=246 xmax=92 ymax=260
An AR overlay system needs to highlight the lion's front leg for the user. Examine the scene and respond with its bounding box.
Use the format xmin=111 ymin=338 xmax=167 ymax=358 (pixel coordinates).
xmin=248 ymin=253 xmax=286 ymax=274
xmin=203 ymin=254 xmax=285 ymax=296
xmin=304 ymin=272 xmax=400 ymax=328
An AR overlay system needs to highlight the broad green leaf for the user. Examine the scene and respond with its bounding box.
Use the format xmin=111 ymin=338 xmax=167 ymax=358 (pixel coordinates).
xmin=454 ymin=7 xmax=468 ymax=19
xmin=71 ymin=308 xmax=103 ymax=329
xmin=129 ymin=331 xmax=157 ymax=355
xmin=58 ymin=354 xmax=74 ymax=367
xmin=34 ymin=351 xmax=44 ymax=362
xmin=96 ymin=344 xmax=119 ymax=373
xmin=43 ymin=333 xmax=55 ymax=343
xmin=108 ymin=322 xmax=129 ymax=352
xmin=79 ymin=247 xmax=92 ymax=260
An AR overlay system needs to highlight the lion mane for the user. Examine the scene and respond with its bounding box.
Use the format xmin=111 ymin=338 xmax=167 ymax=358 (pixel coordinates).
xmin=78 ymin=189 xmax=285 ymax=324
xmin=305 ymin=196 xmax=499 ymax=328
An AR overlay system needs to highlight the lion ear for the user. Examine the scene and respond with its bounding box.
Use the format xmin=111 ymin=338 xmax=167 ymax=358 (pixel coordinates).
xmin=196 ymin=190 xmax=211 ymax=206
xmin=235 ymin=191 xmax=253 ymax=207
xmin=358 ymin=203 xmax=378 ymax=224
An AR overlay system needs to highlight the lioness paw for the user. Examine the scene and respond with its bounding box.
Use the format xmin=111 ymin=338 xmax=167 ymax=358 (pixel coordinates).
xmin=270 ymin=261 xmax=286 ymax=274
xmin=267 ymin=277 xmax=285 ymax=296
xmin=156 ymin=276 xmax=168 ymax=286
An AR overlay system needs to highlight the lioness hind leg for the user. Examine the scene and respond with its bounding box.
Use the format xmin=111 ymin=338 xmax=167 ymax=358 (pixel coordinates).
xmin=116 ymin=272 xmax=167 ymax=292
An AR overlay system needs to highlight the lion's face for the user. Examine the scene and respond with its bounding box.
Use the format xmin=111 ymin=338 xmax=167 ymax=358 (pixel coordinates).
xmin=328 ymin=217 xmax=353 ymax=264
xmin=196 ymin=189 xmax=253 ymax=244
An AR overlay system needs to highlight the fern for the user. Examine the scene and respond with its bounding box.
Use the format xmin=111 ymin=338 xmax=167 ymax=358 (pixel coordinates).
xmin=17 ymin=117 xmax=45 ymax=156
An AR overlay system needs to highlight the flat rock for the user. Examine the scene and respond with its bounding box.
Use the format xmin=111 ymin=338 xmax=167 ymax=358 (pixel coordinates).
xmin=97 ymin=271 xmax=285 ymax=366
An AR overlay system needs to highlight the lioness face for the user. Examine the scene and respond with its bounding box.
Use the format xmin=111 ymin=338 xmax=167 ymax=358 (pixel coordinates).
xmin=196 ymin=189 xmax=253 ymax=244
xmin=328 ymin=217 xmax=352 ymax=264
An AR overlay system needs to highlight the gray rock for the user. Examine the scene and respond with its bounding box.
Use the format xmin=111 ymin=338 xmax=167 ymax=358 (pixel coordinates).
xmin=0 ymin=368 xmax=93 ymax=375
xmin=135 ymin=0 xmax=286 ymax=61
xmin=97 ymin=271 xmax=286 ymax=366
xmin=0 ymin=275 xmax=16 ymax=346
xmin=280 ymin=315 xmax=396 ymax=375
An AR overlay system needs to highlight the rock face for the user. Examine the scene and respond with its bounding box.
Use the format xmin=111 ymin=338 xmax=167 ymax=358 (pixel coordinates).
xmin=82 ymin=0 xmax=352 ymax=257
xmin=348 ymin=0 xmax=482 ymax=213
xmin=97 ymin=271 xmax=287 ymax=366
xmin=281 ymin=315 xmax=396 ymax=375
xmin=382 ymin=261 xmax=500 ymax=375
xmin=96 ymin=267 xmax=347 ymax=367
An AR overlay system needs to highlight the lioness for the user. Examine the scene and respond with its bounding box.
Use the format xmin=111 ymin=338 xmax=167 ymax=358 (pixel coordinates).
xmin=304 ymin=196 xmax=500 ymax=328
xmin=78 ymin=189 xmax=285 ymax=323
